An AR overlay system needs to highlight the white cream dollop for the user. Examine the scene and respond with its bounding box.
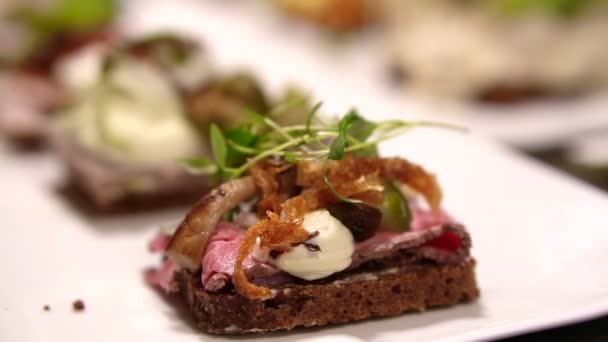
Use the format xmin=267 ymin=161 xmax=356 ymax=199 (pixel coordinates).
xmin=274 ymin=209 xmax=354 ymax=281
xmin=57 ymin=54 xmax=201 ymax=165
xmin=54 ymin=43 xmax=107 ymax=94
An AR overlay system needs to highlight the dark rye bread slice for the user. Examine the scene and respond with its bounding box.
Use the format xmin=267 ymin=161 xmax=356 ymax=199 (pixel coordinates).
xmin=175 ymin=259 xmax=479 ymax=334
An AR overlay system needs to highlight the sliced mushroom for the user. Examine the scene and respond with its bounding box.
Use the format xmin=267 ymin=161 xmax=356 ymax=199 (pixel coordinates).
xmin=327 ymin=202 xmax=382 ymax=241
xmin=166 ymin=176 xmax=258 ymax=270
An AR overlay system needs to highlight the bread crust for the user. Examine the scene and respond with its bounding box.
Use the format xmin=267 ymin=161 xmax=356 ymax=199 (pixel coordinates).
xmin=175 ymin=259 xmax=479 ymax=334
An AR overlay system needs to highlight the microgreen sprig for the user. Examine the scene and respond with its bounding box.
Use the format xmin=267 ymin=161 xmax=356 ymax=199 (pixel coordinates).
xmin=181 ymin=104 xmax=466 ymax=200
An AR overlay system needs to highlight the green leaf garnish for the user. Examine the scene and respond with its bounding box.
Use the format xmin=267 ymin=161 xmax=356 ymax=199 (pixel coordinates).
xmin=348 ymin=115 xmax=377 ymax=142
xmin=225 ymin=128 xmax=257 ymax=166
xmin=183 ymin=102 xmax=466 ymax=200
xmin=338 ymin=109 xmax=360 ymax=133
xmin=306 ymin=101 xmax=323 ymax=138
xmin=7 ymin=0 xmax=115 ymax=65
xmin=327 ymin=109 xmax=359 ymax=160
xmin=180 ymin=157 xmax=218 ymax=175
xmin=210 ymin=123 xmax=227 ymax=169
xmin=14 ymin=0 xmax=115 ymax=32
xmin=323 ymin=109 xmax=370 ymax=201
xmin=328 ymin=135 xmax=346 ymax=160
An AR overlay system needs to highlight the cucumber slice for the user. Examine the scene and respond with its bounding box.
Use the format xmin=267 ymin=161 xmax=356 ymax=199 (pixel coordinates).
xmin=380 ymin=182 xmax=412 ymax=231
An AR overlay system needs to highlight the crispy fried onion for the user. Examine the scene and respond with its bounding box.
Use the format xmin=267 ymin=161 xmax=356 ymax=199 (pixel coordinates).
xmin=249 ymin=161 xmax=291 ymax=217
xmin=166 ymin=176 xmax=258 ymax=270
xmin=251 ymin=158 xmax=387 ymax=219
xmin=297 ymin=155 xmax=442 ymax=210
xmin=281 ymin=171 xmax=385 ymax=218
xmin=233 ymin=212 xmax=309 ymax=300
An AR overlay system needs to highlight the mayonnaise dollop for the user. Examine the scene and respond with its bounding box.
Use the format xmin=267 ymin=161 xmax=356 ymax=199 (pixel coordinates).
xmin=274 ymin=209 xmax=354 ymax=280
xmin=56 ymin=53 xmax=201 ymax=165
xmin=54 ymin=43 xmax=107 ymax=94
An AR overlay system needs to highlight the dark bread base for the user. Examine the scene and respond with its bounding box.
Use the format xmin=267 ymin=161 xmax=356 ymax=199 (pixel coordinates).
xmin=55 ymin=178 xmax=205 ymax=215
xmin=2 ymin=134 xmax=47 ymax=152
xmin=175 ymin=259 xmax=479 ymax=334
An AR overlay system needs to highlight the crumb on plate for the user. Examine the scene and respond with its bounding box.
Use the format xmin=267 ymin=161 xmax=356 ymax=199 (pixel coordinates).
xmin=72 ymin=299 xmax=85 ymax=312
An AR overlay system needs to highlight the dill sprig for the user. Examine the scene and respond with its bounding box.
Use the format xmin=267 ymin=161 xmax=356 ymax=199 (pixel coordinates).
xmin=181 ymin=103 xmax=465 ymax=201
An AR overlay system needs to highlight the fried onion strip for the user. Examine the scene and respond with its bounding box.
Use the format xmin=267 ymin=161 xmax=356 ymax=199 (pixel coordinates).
xmin=249 ymin=162 xmax=289 ymax=216
xmin=297 ymin=156 xmax=442 ymax=210
xmin=233 ymin=212 xmax=308 ymax=300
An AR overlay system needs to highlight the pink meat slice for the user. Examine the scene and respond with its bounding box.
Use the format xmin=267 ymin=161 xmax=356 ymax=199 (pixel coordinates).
xmin=200 ymin=222 xmax=244 ymax=291
xmin=410 ymin=207 xmax=452 ymax=231
xmin=351 ymin=208 xmax=463 ymax=267
xmin=145 ymin=258 xmax=178 ymax=293
xmin=147 ymin=208 xmax=469 ymax=293
xmin=200 ymin=221 xmax=294 ymax=291
xmin=0 ymin=73 xmax=65 ymax=141
xmin=148 ymin=232 xmax=171 ymax=252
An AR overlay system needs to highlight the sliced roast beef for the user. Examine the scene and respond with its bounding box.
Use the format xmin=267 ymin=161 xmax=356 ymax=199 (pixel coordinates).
xmin=200 ymin=221 xmax=294 ymax=291
xmin=145 ymin=258 xmax=178 ymax=293
xmin=147 ymin=206 xmax=472 ymax=293
xmin=149 ymin=232 xmax=171 ymax=252
xmin=352 ymin=223 xmax=470 ymax=269
xmin=0 ymin=73 xmax=66 ymax=145
xmin=51 ymin=132 xmax=209 ymax=210
xmin=201 ymin=222 xmax=244 ymax=291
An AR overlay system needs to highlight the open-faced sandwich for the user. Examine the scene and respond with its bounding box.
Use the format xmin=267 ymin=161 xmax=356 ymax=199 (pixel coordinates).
xmin=50 ymin=31 xmax=272 ymax=211
xmin=383 ymin=0 xmax=608 ymax=102
xmin=0 ymin=0 xmax=116 ymax=146
xmin=146 ymin=105 xmax=479 ymax=334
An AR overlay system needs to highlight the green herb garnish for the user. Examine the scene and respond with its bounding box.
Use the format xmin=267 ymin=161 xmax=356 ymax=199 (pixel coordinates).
xmin=182 ymin=104 xmax=465 ymax=201
xmin=125 ymin=33 xmax=195 ymax=66
xmin=492 ymin=0 xmax=600 ymax=17
xmin=6 ymin=0 xmax=115 ymax=65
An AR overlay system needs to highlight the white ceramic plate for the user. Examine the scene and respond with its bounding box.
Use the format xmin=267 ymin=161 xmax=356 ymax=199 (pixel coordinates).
xmin=1 ymin=1 xmax=608 ymax=341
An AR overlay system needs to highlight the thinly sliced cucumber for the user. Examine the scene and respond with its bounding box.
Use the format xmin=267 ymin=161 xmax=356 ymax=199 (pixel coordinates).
xmin=380 ymin=181 xmax=412 ymax=231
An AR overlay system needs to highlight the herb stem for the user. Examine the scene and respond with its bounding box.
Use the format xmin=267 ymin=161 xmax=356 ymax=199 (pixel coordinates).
xmin=345 ymin=120 xmax=466 ymax=153
xmin=322 ymin=159 xmax=362 ymax=204
xmin=264 ymin=117 xmax=312 ymax=152
xmin=232 ymin=131 xmax=341 ymax=176
xmin=234 ymin=136 xmax=310 ymax=176
xmin=283 ymin=125 xmax=332 ymax=133
xmin=227 ymin=140 xmax=259 ymax=155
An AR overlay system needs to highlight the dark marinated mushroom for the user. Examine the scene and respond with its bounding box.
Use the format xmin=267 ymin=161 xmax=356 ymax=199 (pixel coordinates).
xmin=166 ymin=176 xmax=259 ymax=270
xmin=185 ymin=72 xmax=269 ymax=130
xmin=327 ymin=201 xmax=382 ymax=241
